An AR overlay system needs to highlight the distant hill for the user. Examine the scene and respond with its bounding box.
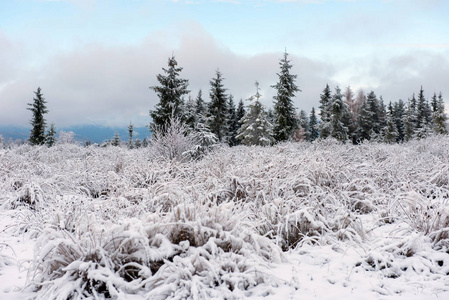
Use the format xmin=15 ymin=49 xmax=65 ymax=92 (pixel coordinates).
xmin=0 ymin=125 xmax=151 ymax=144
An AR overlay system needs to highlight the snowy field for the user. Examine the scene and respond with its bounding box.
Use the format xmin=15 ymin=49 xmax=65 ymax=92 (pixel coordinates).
xmin=1 ymin=137 xmax=449 ymax=299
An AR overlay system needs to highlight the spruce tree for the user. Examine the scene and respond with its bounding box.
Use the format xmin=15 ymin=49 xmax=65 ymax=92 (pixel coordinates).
xmin=393 ymin=100 xmax=405 ymax=142
xmin=195 ymin=90 xmax=206 ymax=123
xmin=308 ymin=107 xmax=319 ymax=141
xmin=46 ymin=123 xmax=57 ymax=147
xmin=207 ymin=70 xmax=229 ymax=142
xmin=28 ymin=87 xmax=49 ymax=145
xmin=416 ymin=86 xmax=432 ymax=130
xmin=329 ymin=86 xmax=349 ymax=142
xmin=298 ymin=109 xmax=310 ymax=141
xmin=433 ymin=92 xmax=448 ymax=135
xmin=318 ymin=84 xmax=332 ymax=139
xmin=237 ymin=82 xmax=274 ymax=146
xmin=272 ymin=50 xmax=300 ymax=142
xmin=403 ymin=101 xmax=416 ymax=142
xmin=383 ymin=108 xmax=398 ymax=144
xmin=184 ymin=95 xmax=197 ymax=130
xmin=112 ymin=132 xmax=120 ymax=146
xmin=227 ymin=95 xmax=239 ymax=146
xmin=128 ymin=122 xmax=134 ymax=149
xmin=150 ymin=55 xmax=190 ymax=130
xmin=236 ymin=98 xmax=246 ymax=124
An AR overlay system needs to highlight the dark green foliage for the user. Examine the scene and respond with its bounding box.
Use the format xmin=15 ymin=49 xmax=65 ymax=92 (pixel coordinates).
xmin=318 ymin=84 xmax=332 ymax=139
xmin=227 ymin=95 xmax=239 ymax=146
xmin=433 ymin=93 xmax=448 ymax=135
xmin=207 ymin=70 xmax=229 ymax=142
xmin=128 ymin=123 xmax=134 ymax=149
xmin=272 ymin=50 xmax=300 ymax=142
xmin=329 ymin=86 xmax=349 ymax=142
xmin=195 ymin=90 xmax=206 ymax=123
xmin=150 ymin=55 xmax=190 ymax=130
xmin=393 ymin=100 xmax=405 ymax=142
xmin=308 ymin=107 xmax=319 ymax=141
xmin=46 ymin=123 xmax=57 ymax=147
xmin=28 ymin=87 xmax=49 ymax=146
xmin=416 ymin=86 xmax=432 ymax=130
xmin=112 ymin=132 xmax=120 ymax=147
xmin=298 ymin=109 xmax=309 ymax=141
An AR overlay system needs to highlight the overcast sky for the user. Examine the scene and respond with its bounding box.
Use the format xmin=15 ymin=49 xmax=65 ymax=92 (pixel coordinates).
xmin=1 ymin=0 xmax=448 ymax=128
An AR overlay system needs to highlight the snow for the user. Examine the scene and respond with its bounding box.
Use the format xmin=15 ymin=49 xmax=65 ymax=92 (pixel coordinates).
xmin=1 ymin=137 xmax=449 ymax=299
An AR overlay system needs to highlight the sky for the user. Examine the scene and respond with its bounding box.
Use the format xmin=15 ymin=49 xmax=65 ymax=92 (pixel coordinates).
xmin=0 ymin=0 xmax=448 ymax=129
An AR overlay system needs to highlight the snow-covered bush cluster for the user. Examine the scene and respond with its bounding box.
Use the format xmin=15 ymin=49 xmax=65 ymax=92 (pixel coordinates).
xmin=1 ymin=136 xmax=449 ymax=298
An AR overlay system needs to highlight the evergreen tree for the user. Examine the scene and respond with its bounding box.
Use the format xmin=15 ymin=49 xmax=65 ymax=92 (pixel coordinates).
xmin=272 ymin=50 xmax=300 ymax=142
xmin=195 ymin=90 xmax=206 ymax=123
xmin=184 ymin=95 xmax=197 ymax=130
xmin=357 ymin=96 xmax=372 ymax=142
xmin=298 ymin=109 xmax=309 ymax=141
xmin=128 ymin=122 xmax=134 ymax=149
xmin=134 ymin=138 xmax=142 ymax=148
xmin=433 ymin=92 xmax=448 ymax=135
xmin=142 ymin=138 xmax=149 ymax=148
xmin=112 ymin=132 xmax=120 ymax=146
xmin=237 ymin=82 xmax=274 ymax=146
xmin=416 ymin=86 xmax=432 ymax=130
xmin=46 ymin=123 xmax=57 ymax=147
xmin=431 ymin=93 xmax=438 ymax=113
xmin=227 ymin=95 xmax=239 ymax=146
xmin=403 ymin=101 xmax=416 ymax=142
xmin=393 ymin=99 xmax=405 ymax=142
xmin=383 ymin=109 xmax=398 ymax=144
xmin=149 ymin=55 xmax=190 ymax=130
xmin=207 ymin=69 xmax=229 ymax=142
xmin=318 ymin=84 xmax=332 ymax=139
xmin=329 ymin=86 xmax=349 ymax=142
xmin=308 ymin=107 xmax=319 ymax=141
xmin=28 ymin=87 xmax=49 ymax=145
xmin=344 ymin=86 xmax=359 ymax=143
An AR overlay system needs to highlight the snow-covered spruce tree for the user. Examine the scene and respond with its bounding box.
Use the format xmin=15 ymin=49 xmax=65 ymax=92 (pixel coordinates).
xmin=393 ymin=99 xmax=406 ymax=142
xmin=149 ymin=55 xmax=190 ymax=130
xmin=329 ymin=86 xmax=349 ymax=142
xmin=46 ymin=123 xmax=57 ymax=147
xmin=27 ymin=87 xmax=49 ymax=145
xmin=236 ymin=98 xmax=246 ymax=123
xmin=184 ymin=95 xmax=197 ymax=130
xmin=195 ymin=89 xmax=206 ymax=123
xmin=187 ymin=122 xmax=218 ymax=159
xmin=227 ymin=95 xmax=239 ymax=146
xmin=298 ymin=109 xmax=309 ymax=141
xmin=433 ymin=92 xmax=448 ymax=135
xmin=207 ymin=69 xmax=229 ymax=143
xmin=403 ymin=100 xmax=416 ymax=142
xmin=308 ymin=107 xmax=319 ymax=141
xmin=237 ymin=82 xmax=274 ymax=146
xmin=416 ymin=86 xmax=432 ymax=130
xmin=344 ymin=86 xmax=360 ymax=143
xmin=128 ymin=122 xmax=134 ymax=149
xmin=272 ymin=50 xmax=300 ymax=142
xmin=112 ymin=131 xmax=120 ymax=147
xmin=318 ymin=84 xmax=332 ymax=139
xmin=383 ymin=106 xmax=399 ymax=144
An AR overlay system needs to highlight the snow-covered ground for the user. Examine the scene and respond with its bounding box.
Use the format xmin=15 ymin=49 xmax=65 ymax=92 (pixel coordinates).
xmin=1 ymin=137 xmax=449 ymax=299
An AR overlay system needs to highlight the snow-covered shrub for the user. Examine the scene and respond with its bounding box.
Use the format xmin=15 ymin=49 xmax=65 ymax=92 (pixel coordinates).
xmin=149 ymin=118 xmax=196 ymax=162
xmin=29 ymin=203 xmax=285 ymax=299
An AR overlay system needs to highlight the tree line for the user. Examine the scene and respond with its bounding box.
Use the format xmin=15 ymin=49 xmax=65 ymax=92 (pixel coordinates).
xmin=24 ymin=50 xmax=448 ymax=148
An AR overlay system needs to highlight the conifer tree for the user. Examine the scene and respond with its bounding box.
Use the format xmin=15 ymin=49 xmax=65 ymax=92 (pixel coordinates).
xmin=46 ymin=123 xmax=57 ymax=147
xmin=433 ymin=92 xmax=448 ymax=135
xmin=318 ymin=84 xmax=332 ymax=139
xmin=237 ymin=82 xmax=274 ymax=146
xmin=298 ymin=109 xmax=309 ymax=141
xmin=112 ymin=132 xmax=120 ymax=146
xmin=128 ymin=122 xmax=134 ymax=149
xmin=207 ymin=70 xmax=229 ymax=142
xmin=308 ymin=107 xmax=319 ymax=141
xmin=150 ymin=55 xmax=189 ymax=130
xmin=383 ymin=109 xmax=398 ymax=144
xmin=236 ymin=98 xmax=246 ymax=124
xmin=272 ymin=50 xmax=300 ymax=142
xmin=184 ymin=95 xmax=197 ymax=130
xmin=329 ymin=86 xmax=349 ymax=142
xmin=195 ymin=90 xmax=206 ymax=123
xmin=416 ymin=86 xmax=432 ymax=130
xmin=431 ymin=93 xmax=438 ymax=113
xmin=403 ymin=101 xmax=416 ymax=142
xmin=28 ymin=87 xmax=49 ymax=145
xmin=227 ymin=95 xmax=239 ymax=146
xmin=393 ymin=99 xmax=405 ymax=142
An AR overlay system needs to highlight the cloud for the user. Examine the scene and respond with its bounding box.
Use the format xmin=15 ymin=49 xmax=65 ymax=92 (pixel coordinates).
xmin=1 ymin=21 xmax=448 ymax=129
